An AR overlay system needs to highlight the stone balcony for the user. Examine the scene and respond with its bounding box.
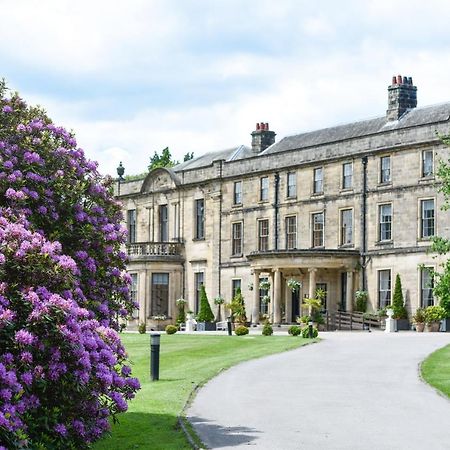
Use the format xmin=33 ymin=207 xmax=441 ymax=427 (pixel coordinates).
xmin=126 ymin=241 xmax=184 ymax=261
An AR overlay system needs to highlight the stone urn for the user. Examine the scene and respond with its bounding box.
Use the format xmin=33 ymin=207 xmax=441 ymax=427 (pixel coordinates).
xmin=415 ymin=322 xmax=425 ymax=333
xmin=425 ymin=321 xmax=440 ymax=332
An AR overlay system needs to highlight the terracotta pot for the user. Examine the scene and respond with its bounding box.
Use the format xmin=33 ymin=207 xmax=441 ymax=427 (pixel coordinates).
xmin=415 ymin=322 xmax=425 ymax=332
xmin=425 ymin=321 xmax=440 ymax=332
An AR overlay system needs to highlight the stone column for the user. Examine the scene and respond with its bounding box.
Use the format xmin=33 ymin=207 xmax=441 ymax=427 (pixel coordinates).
xmin=308 ymin=268 xmax=317 ymax=299
xmin=273 ymin=269 xmax=282 ymax=324
xmin=252 ymin=270 xmax=261 ymax=324
xmin=285 ymin=277 xmax=292 ymax=324
xmin=346 ymin=270 xmax=354 ymax=313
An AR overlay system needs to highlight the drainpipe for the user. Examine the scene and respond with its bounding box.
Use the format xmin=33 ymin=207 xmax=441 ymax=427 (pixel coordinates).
xmin=218 ymin=161 xmax=223 ymax=295
xmin=361 ymin=156 xmax=368 ymax=291
xmin=274 ymin=173 xmax=280 ymax=250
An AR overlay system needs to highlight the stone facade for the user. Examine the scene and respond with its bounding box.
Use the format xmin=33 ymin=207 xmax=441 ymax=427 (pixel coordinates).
xmin=117 ymin=75 xmax=450 ymax=328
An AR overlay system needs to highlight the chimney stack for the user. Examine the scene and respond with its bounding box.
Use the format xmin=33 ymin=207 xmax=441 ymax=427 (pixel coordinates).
xmin=386 ymin=74 xmax=417 ymax=121
xmin=251 ymin=122 xmax=276 ymax=153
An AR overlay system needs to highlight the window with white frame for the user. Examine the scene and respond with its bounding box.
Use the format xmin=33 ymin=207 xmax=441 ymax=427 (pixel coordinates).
xmin=379 ymin=203 xmax=392 ymax=241
xmin=233 ymin=181 xmax=242 ymax=205
xmin=151 ymin=273 xmax=169 ymax=316
xmin=422 ymin=150 xmax=433 ymax=178
xmin=259 ymin=277 xmax=269 ymax=315
xmin=260 ymin=177 xmax=269 ymax=202
xmin=194 ymin=272 xmax=204 ymax=314
xmin=380 ymin=156 xmax=391 ymax=183
xmin=340 ymin=209 xmax=353 ymax=246
xmin=127 ymin=209 xmax=136 ymax=243
xmin=420 ymin=267 xmax=434 ymax=308
xmin=313 ymin=167 xmax=323 ymax=194
xmin=232 ymin=279 xmax=241 ymax=299
xmin=378 ymin=270 xmax=391 ymax=308
xmin=285 ymin=216 xmax=297 ymax=249
xmin=312 ymin=212 xmax=324 ymax=247
xmin=287 ymin=172 xmax=296 ymax=198
xmin=342 ymin=163 xmax=353 ymax=189
xmin=420 ymin=199 xmax=435 ymax=238
xmin=159 ymin=205 xmax=168 ymax=241
xmin=195 ymin=199 xmax=205 ymax=239
xmin=258 ymin=219 xmax=269 ymax=252
xmin=232 ymin=222 xmax=243 ymax=256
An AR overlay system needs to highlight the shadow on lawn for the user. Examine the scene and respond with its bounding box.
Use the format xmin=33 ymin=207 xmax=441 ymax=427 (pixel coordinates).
xmin=188 ymin=415 xmax=260 ymax=448
xmin=93 ymin=412 xmax=191 ymax=450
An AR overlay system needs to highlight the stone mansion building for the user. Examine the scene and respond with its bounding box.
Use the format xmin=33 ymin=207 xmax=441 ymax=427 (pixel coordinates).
xmin=117 ymin=75 xmax=450 ymax=327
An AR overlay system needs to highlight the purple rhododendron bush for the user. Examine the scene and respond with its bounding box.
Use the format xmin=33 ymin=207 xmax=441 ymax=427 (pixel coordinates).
xmin=0 ymin=82 xmax=140 ymax=449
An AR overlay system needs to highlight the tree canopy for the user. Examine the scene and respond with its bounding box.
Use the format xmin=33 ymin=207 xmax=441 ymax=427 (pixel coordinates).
xmin=148 ymin=147 xmax=178 ymax=170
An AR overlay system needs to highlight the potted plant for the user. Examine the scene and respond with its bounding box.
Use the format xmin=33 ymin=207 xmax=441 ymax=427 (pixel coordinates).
xmin=424 ymin=305 xmax=446 ymax=332
xmin=296 ymin=315 xmax=310 ymax=328
xmin=354 ymin=290 xmax=368 ymax=313
xmin=302 ymin=297 xmax=321 ymax=316
xmin=151 ymin=314 xmax=167 ymax=331
xmin=259 ymin=279 xmax=271 ymax=291
xmin=412 ymin=307 xmax=426 ymax=332
xmin=175 ymin=297 xmax=187 ymax=327
xmin=391 ymin=274 xmax=409 ymax=330
xmin=196 ymin=285 xmax=216 ymax=331
xmin=214 ymin=295 xmax=225 ymax=322
xmin=287 ymin=279 xmax=302 ymax=292
xmin=228 ymin=287 xmax=247 ymax=326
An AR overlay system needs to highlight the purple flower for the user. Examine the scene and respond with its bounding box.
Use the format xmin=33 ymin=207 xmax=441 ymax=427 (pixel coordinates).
xmin=2 ymin=105 xmax=13 ymax=113
xmin=54 ymin=423 xmax=67 ymax=436
xmin=14 ymin=329 xmax=35 ymax=345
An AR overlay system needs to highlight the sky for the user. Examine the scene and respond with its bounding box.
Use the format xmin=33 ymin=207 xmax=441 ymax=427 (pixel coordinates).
xmin=2 ymin=0 xmax=450 ymax=177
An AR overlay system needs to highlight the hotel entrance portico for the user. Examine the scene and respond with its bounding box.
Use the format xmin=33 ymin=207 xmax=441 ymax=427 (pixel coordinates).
xmin=247 ymin=249 xmax=360 ymax=324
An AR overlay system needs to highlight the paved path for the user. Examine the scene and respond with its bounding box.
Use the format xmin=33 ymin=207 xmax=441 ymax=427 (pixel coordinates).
xmin=186 ymin=332 xmax=450 ymax=449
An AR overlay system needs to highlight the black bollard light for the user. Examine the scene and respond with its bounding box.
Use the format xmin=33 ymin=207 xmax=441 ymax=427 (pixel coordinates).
xmin=227 ymin=316 xmax=232 ymax=336
xmin=308 ymin=320 xmax=313 ymax=339
xmin=150 ymin=333 xmax=160 ymax=381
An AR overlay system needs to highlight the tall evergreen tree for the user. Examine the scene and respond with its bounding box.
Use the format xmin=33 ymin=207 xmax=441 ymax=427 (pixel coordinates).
xmin=197 ymin=285 xmax=214 ymax=322
xmin=392 ymin=274 xmax=407 ymax=319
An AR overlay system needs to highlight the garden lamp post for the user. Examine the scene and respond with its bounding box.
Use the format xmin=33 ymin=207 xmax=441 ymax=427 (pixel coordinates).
xmin=117 ymin=161 xmax=125 ymax=195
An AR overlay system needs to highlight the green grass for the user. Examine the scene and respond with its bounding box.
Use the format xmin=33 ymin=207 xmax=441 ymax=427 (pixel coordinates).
xmin=421 ymin=344 xmax=450 ymax=398
xmin=93 ymin=333 xmax=314 ymax=450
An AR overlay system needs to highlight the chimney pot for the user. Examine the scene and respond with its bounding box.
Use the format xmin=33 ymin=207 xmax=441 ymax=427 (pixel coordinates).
xmin=403 ymin=76 xmax=408 ymax=84
xmin=408 ymin=76 xmax=413 ymax=85
xmin=265 ymin=123 xmax=269 ymax=130
xmin=261 ymin=122 xmax=265 ymax=130
xmin=392 ymin=76 xmax=397 ymax=85
xmin=397 ymin=75 xmax=402 ymax=84
xmin=256 ymin=123 xmax=260 ymax=130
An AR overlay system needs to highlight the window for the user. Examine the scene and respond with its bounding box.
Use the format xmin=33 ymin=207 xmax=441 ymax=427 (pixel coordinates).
xmin=195 ymin=199 xmax=205 ymax=239
xmin=159 ymin=205 xmax=168 ymax=241
xmin=313 ymin=167 xmax=323 ymax=194
xmin=130 ymin=273 xmax=139 ymax=319
xmin=260 ymin=177 xmax=269 ymax=202
xmin=194 ymin=272 xmax=204 ymax=314
xmin=232 ymin=222 xmax=243 ymax=256
xmin=127 ymin=209 xmax=136 ymax=243
xmin=342 ymin=163 xmax=353 ymax=189
xmin=420 ymin=199 xmax=435 ymax=238
xmin=340 ymin=209 xmax=353 ymax=246
xmin=151 ymin=273 xmax=169 ymax=316
xmin=378 ymin=270 xmax=391 ymax=308
xmin=258 ymin=219 xmax=269 ymax=251
xmin=285 ymin=216 xmax=297 ymax=249
xmin=232 ymin=279 xmax=241 ymax=299
xmin=287 ymin=172 xmax=296 ymax=198
xmin=422 ymin=150 xmax=433 ymax=177
xmin=259 ymin=277 xmax=269 ymax=315
xmin=379 ymin=204 xmax=392 ymax=241
xmin=233 ymin=181 xmax=242 ymax=205
xmin=312 ymin=212 xmax=324 ymax=247
xmin=380 ymin=156 xmax=391 ymax=183
xmin=420 ymin=267 xmax=434 ymax=308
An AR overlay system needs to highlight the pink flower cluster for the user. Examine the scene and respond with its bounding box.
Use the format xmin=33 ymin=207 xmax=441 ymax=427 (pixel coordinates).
xmin=0 ymin=83 xmax=139 ymax=448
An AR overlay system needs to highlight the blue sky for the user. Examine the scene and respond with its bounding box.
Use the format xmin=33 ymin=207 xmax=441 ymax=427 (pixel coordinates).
xmin=2 ymin=0 xmax=450 ymax=176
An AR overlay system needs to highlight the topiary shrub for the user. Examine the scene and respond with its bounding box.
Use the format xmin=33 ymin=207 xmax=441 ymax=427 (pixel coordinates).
xmin=288 ymin=325 xmax=301 ymax=336
xmin=229 ymin=287 xmax=247 ymax=324
xmin=302 ymin=326 xmax=319 ymax=338
xmin=392 ymin=274 xmax=408 ymax=319
xmin=234 ymin=325 xmax=249 ymax=336
xmin=138 ymin=322 xmax=147 ymax=334
xmin=262 ymin=323 xmax=273 ymax=336
xmin=165 ymin=325 xmax=178 ymax=335
xmin=197 ymin=285 xmax=214 ymax=322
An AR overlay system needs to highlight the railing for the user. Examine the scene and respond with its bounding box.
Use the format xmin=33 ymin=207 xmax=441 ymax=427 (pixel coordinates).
xmin=126 ymin=241 xmax=183 ymax=257
xmin=322 ymin=311 xmax=382 ymax=331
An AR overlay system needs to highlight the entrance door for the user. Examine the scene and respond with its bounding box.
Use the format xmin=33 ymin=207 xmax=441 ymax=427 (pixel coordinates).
xmin=291 ymin=289 xmax=300 ymax=322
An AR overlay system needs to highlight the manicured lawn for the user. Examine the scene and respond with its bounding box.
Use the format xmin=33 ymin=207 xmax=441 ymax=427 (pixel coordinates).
xmin=421 ymin=344 xmax=450 ymax=398
xmin=93 ymin=333 xmax=315 ymax=449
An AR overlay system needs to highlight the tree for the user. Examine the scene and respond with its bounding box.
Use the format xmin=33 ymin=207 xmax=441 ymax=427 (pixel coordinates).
xmin=197 ymin=285 xmax=214 ymax=322
xmin=148 ymin=147 xmax=178 ymax=170
xmin=391 ymin=274 xmax=407 ymax=319
xmin=0 ymin=82 xmax=139 ymax=448
xmin=183 ymin=151 xmax=194 ymax=162
xmin=229 ymin=288 xmax=247 ymax=324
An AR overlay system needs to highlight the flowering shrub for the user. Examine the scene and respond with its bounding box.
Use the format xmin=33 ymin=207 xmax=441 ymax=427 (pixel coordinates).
xmin=0 ymin=83 xmax=140 ymax=448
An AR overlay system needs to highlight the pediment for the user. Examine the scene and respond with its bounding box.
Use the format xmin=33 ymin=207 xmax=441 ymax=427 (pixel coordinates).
xmin=141 ymin=168 xmax=180 ymax=194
